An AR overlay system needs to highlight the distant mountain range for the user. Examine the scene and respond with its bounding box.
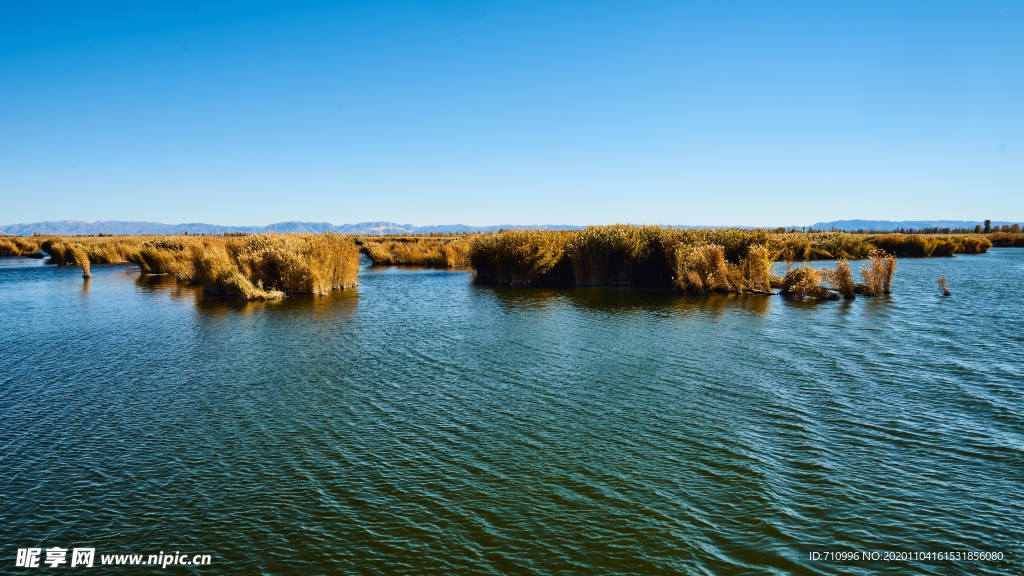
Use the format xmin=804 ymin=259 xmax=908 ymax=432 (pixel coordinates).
xmin=0 ymin=219 xmax=1018 ymax=236
xmin=0 ymin=220 xmax=589 ymax=236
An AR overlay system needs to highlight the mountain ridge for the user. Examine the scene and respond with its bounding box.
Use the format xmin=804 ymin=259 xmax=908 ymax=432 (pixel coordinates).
xmin=1 ymin=219 xmax=1018 ymax=236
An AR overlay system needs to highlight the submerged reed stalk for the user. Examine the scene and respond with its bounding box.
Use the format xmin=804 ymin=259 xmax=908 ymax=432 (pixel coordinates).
xmin=73 ymin=247 xmax=93 ymax=278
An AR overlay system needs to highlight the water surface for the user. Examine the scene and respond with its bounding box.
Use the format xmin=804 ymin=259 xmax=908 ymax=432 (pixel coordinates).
xmin=1 ymin=252 xmax=1022 ymax=575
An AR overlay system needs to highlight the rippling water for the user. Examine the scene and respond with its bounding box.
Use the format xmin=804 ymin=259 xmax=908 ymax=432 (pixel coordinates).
xmin=2 ymin=252 xmax=1022 ymax=575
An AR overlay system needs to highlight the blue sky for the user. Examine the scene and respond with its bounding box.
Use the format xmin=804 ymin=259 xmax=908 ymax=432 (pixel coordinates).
xmin=0 ymin=1 xmax=1020 ymax=227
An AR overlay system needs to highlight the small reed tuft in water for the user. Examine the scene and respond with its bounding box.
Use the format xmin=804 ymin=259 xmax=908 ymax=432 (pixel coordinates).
xmin=938 ymin=274 xmax=951 ymax=296
xmin=780 ymin=266 xmax=836 ymax=299
xmin=821 ymin=259 xmax=856 ymax=299
xmin=859 ymin=249 xmax=897 ymax=296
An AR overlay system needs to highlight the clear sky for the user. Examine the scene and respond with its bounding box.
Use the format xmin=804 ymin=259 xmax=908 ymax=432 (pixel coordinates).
xmin=0 ymin=1 xmax=1021 ymax=227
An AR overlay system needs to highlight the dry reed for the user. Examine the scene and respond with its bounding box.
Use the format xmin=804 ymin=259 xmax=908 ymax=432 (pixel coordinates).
xmin=780 ymin=266 xmax=834 ymax=299
xmin=360 ymin=237 xmax=471 ymax=268
xmin=938 ymin=274 xmax=951 ymax=296
xmin=19 ymin=225 xmax=987 ymax=299
xmin=565 ymin=225 xmax=676 ymax=286
xmin=821 ymin=259 xmax=856 ymax=299
xmin=675 ymin=244 xmax=737 ymax=294
xmin=40 ymin=233 xmax=358 ymax=299
xmin=859 ymin=249 xmax=897 ymax=296
xmin=987 ymin=232 xmax=1024 ymax=248
xmin=744 ymin=244 xmax=773 ymax=292
xmin=0 ymin=237 xmax=40 ymax=256
xmin=470 ymin=229 xmax=574 ymax=285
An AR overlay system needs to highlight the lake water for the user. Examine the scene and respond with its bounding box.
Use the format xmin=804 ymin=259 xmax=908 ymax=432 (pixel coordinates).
xmin=1 ymin=251 xmax=1022 ymax=575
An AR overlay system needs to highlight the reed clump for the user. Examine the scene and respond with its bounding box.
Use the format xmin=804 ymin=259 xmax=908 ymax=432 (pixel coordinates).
xmin=674 ymin=228 xmax=779 ymax=262
xmin=859 ymin=249 xmax=897 ymax=296
xmin=744 ymin=244 xmax=773 ymax=293
xmin=868 ymin=234 xmax=955 ymax=257
xmin=956 ymin=236 xmax=993 ymax=253
xmin=188 ymin=241 xmax=283 ymax=300
xmin=675 ymin=244 xmax=738 ymax=294
xmin=470 ymin=229 xmax=574 ymax=285
xmin=228 ymin=233 xmax=359 ymax=296
xmin=821 ymin=259 xmax=856 ymax=299
xmin=0 ymin=237 xmax=40 ymax=256
xmin=41 ymin=240 xmax=93 ymax=277
xmin=674 ymin=242 xmax=779 ymax=295
xmin=780 ymin=266 xmax=835 ymax=299
xmin=469 ymin=227 xmax=914 ymax=300
xmin=938 ymin=274 xmax=951 ymax=296
xmin=360 ymin=237 xmax=471 ymax=268
xmin=41 ymin=233 xmax=358 ymax=300
xmin=781 ymin=232 xmax=873 ymax=260
xmin=986 ymin=232 xmax=1024 ymax=248
xmin=868 ymin=233 xmax=991 ymax=256
xmin=564 ymin=225 xmax=676 ymax=286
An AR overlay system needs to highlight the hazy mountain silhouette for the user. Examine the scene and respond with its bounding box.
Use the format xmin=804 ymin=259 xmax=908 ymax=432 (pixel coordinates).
xmin=2 ymin=219 xmax=1018 ymax=236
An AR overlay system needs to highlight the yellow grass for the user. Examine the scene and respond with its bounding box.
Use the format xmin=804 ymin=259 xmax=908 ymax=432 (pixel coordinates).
xmin=0 ymin=237 xmax=40 ymax=256
xmin=470 ymin=229 xmax=574 ymax=285
xmin=987 ymin=232 xmax=1024 ymax=248
xmin=360 ymin=237 xmax=471 ymax=268
xmin=675 ymin=244 xmax=737 ymax=294
xmin=823 ymin=259 xmax=856 ymax=299
xmin=744 ymin=244 xmax=773 ymax=293
xmin=38 ymin=233 xmax=358 ymax=299
xmin=9 ymin=226 xmax=1000 ymax=299
xmin=859 ymin=249 xmax=897 ymax=296
xmin=780 ymin=266 xmax=833 ymax=299
xmin=565 ymin=225 xmax=676 ymax=286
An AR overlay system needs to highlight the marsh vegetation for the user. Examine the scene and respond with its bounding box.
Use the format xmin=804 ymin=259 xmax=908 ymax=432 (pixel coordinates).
xmin=6 ymin=227 xmax=1016 ymax=301
xmin=467 ymin=226 xmax=997 ymax=299
xmin=358 ymin=236 xmax=472 ymax=268
xmin=37 ymin=234 xmax=359 ymax=300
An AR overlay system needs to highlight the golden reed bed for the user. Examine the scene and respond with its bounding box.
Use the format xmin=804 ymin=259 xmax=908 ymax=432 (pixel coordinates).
xmin=1 ymin=227 xmax=1013 ymax=300
xmin=468 ymin=227 xmax=989 ymax=298
xmin=32 ymin=233 xmax=359 ymax=300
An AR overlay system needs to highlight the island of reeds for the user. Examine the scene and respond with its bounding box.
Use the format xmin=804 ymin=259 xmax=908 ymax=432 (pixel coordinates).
xmin=30 ymin=233 xmax=359 ymax=300
xmin=2 ymin=226 xmax=1016 ymax=301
